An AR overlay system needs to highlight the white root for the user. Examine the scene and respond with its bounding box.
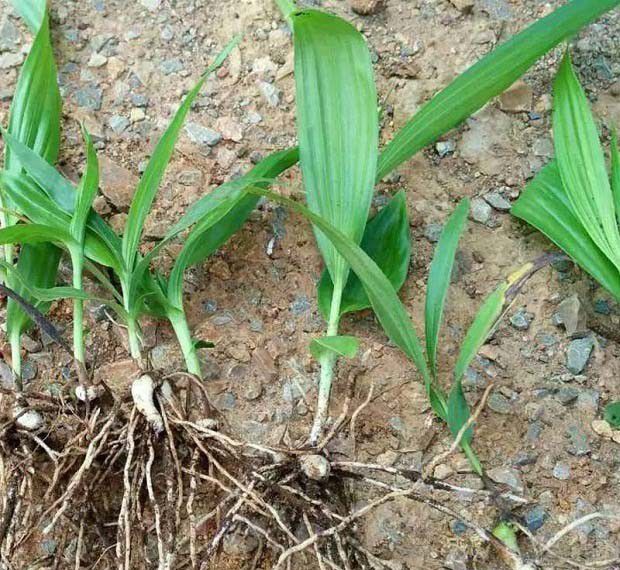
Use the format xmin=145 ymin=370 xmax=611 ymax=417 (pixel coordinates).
xmin=131 ymin=375 xmax=164 ymax=433
xmin=75 ymin=384 xmax=103 ymax=402
xmin=13 ymin=405 xmax=44 ymax=431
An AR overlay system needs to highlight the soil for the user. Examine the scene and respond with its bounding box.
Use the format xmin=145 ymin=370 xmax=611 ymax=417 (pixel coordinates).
xmin=0 ymin=0 xmax=619 ymax=569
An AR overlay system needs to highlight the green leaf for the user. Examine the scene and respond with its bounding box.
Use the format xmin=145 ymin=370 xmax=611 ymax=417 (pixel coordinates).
xmin=0 ymin=223 xmax=75 ymax=248
xmin=166 ymin=190 xmax=257 ymax=311
xmin=168 ymin=147 xmax=299 ymax=236
xmin=0 ymin=172 xmax=120 ymax=270
xmin=610 ymin=131 xmax=620 ymax=226
xmin=425 ymin=199 xmax=469 ymax=379
xmin=5 ymin=9 xmax=60 ymax=174
xmin=70 ymin=127 xmax=99 ymax=245
xmin=604 ymin=401 xmax=620 ymax=428
xmin=122 ymin=36 xmax=240 ymax=271
xmin=447 ymin=263 xmax=537 ymax=455
xmin=512 ymin=161 xmax=620 ymax=301
xmin=9 ymin=0 xmax=46 ymax=33
xmin=377 ymin=0 xmax=620 ymax=180
xmin=310 ymin=335 xmax=359 ymax=360
xmin=492 ymin=522 xmax=520 ymax=554
xmin=248 ymin=187 xmax=446 ymax=420
xmin=293 ymin=9 xmax=378 ymax=292
xmin=6 ymin=244 xmax=61 ymax=335
xmin=553 ymin=53 xmax=620 ymax=270
xmin=318 ymin=191 xmax=411 ymax=318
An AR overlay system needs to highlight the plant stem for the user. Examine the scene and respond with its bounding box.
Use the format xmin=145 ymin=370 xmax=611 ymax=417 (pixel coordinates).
xmin=169 ymin=309 xmax=202 ymax=378
xmin=309 ymin=282 xmax=343 ymax=445
xmin=70 ymin=252 xmax=85 ymax=367
xmin=9 ymin=327 xmax=22 ymax=390
xmin=126 ymin=316 xmax=143 ymax=366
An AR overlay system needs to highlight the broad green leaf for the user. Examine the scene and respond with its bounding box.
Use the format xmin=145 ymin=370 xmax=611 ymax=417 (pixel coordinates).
xmin=310 ymin=335 xmax=359 ymax=360
xmin=604 ymin=401 xmax=620 ymax=428
xmin=0 ymin=172 xmax=120 ymax=270
xmin=611 ymin=132 xmax=620 ymax=225
xmin=318 ymin=191 xmax=411 ymax=318
xmin=293 ymin=9 xmax=378 ymax=292
xmin=0 ymin=223 xmax=75 ymax=248
xmin=122 ymin=36 xmax=240 ymax=271
xmin=553 ymin=53 xmax=620 ymax=270
xmin=248 ymin=188 xmax=447 ymax=419
xmin=512 ymin=161 xmax=620 ymax=301
xmin=71 ymin=128 xmax=99 ymax=245
xmin=425 ymin=199 xmax=469 ymax=379
xmin=168 ymin=147 xmax=299 ymax=236
xmin=377 ymin=0 xmax=620 ymax=180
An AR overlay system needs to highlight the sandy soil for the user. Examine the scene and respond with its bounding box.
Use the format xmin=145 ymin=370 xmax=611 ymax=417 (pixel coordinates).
xmin=0 ymin=0 xmax=619 ymax=568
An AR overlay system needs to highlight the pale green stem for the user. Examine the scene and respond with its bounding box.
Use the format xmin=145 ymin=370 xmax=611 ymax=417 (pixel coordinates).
xmin=309 ymin=282 xmax=343 ymax=445
xmin=70 ymin=252 xmax=85 ymax=367
xmin=126 ymin=316 xmax=143 ymax=365
xmin=169 ymin=309 xmax=202 ymax=378
xmin=9 ymin=327 xmax=21 ymax=389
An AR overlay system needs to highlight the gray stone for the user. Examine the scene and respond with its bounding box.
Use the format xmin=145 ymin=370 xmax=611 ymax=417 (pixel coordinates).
xmin=487 ymin=467 xmax=524 ymax=493
xmin=0 ymin=52 xmax=23 ymax=69
xmin=424 ymin=223 xmax=443 ymax=243
xmin=566 ymin=424 xmax=591 ymax=457
xmin=222 ymin=529 xmax=258 ymax=557
xmin=177 ymin=169 xmax=202 ymax=186
xmin=444 ymin=547 xmax=468 ymax=570
xmin=215 ymin=392 xmax=236 ymax=411
xmin=140 ymin=0 xmax=162 ymax=10
xmin=566 ymin=337 xmax=594 ymax=374
xmin=556 ymin=386 xmax=579 ymax=405
xmin=150 ymin=343 xmax=183 ymax=372
xmin=185 ymin=122 xmax=222 ymax=147
xmin=160 ymin=59 xmax=184 ymax=75
xmin=552 ymin=461 xmax=570 ymax=480
xmin=470 ymin=197 xmax=492 ymax=224
xmin=259 ymin=81 xmax=281 ymax=107
xmin=524 ymin=506 xmax=547 ymax=532
xmin=488 ymin=393 xmax=513 ymax=414
xmin=484 ymin=190 xmax=512 ymax=212
xmin=435 ymin=140 xmax=455 ymax=157
xmin=0 ymin=18 xmax=20 ymax=52
xmin=0 ymin=361 xmax=15 ymax=389
xmin=75 ymin=84 xmax=103 ymax=111
xmin=290 ymin=295 xmax=311 ymax=316
xmin=108 ymin=115 xmax=129 ymax=134
xmin=22 ymin=360 xmax=37 ymax=382
xmin=556 ymin=294 xmax=588 ymax=337
xmin=510 ymin=308 xmax=533 ymax=331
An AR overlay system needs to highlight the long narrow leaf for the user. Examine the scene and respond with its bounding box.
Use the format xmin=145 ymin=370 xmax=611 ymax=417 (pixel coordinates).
xmin=377 ymin=0 xmax=620 ymax=180
xmin=553 ymin=53 xmax=620 ymax=269
xmin=293 ymin=9 xmax=378 ymax=292
xmin=512 ymin=161 xmax=620 ymax=300
xmin=71 ymin=128 xmax=99 ymax=244
xmin=425 ymin=199 xmax=469 ymax=379
xmin=122 ymin=36 xmax=240 ymax=271
xmin=610 ymin=132 xmax=620 ymax=226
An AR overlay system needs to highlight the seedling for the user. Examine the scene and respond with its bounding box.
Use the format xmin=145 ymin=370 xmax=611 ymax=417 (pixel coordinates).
xmin=0 ymin=0 xmax=62 ymax=383
xmin=278 ymin=0 xmax=620 ymax=447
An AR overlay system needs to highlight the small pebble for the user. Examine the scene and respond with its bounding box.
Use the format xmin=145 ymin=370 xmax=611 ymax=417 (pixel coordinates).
xmin=553 ymin=461 xmax=570 ymax=480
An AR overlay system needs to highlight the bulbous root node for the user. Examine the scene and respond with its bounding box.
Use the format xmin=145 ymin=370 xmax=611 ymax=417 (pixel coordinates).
xmin=299 ymin=454 xmax=331 ymax=481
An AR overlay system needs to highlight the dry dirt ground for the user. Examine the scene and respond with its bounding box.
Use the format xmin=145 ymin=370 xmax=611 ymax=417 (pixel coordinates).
xmin=1 ymin=0 xmax=620 ymax=568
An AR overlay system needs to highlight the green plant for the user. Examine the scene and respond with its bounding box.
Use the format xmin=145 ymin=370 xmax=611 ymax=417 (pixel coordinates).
xmin=512 ymin=53 xmax=620 ymax=300
xmin=278 ymin=0 xmax=620 ymax=447
xmin=0 ymin=0 xmax=62 ymax=383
